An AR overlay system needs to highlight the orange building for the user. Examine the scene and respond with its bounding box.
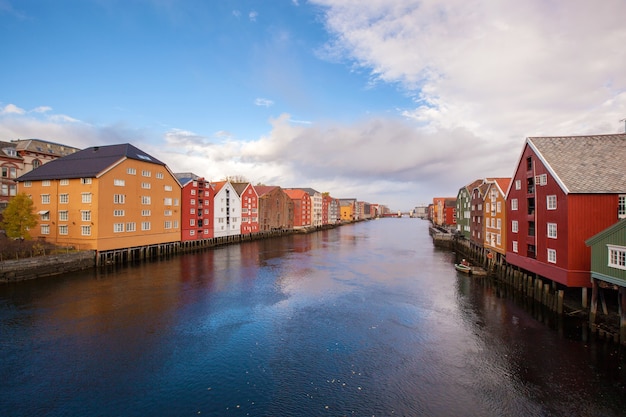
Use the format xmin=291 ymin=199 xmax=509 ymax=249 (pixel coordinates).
xmin=483 ymin=178 xmax=511 ymax=261
xmin=284 ymin=188 xmax=312 ymax=228
xmin=16 ymin=143 xmax=181 ymax=251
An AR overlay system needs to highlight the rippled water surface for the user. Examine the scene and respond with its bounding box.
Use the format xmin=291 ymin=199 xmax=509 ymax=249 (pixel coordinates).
xmin=1 ymin=219 xmax=626 ymax=416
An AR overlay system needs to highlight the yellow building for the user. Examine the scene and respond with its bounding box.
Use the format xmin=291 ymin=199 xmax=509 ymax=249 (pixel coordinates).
xmin=483 ymin=178 xmax=511 ymax=260
xmin=17 ymin=144 xmax=181 ymax=251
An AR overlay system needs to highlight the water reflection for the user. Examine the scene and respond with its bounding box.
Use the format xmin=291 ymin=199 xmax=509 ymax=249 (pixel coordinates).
xmin=1 ymin=219 xmax=626 ymax=416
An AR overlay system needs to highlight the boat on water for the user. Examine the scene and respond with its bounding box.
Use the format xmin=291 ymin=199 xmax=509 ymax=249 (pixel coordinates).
xmin=454 ymin=263 xmax=488 ymax=276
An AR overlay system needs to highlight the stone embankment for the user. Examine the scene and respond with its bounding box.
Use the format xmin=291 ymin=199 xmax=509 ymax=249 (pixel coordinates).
xmin=0 ymin=251 xmax=96 ymax=283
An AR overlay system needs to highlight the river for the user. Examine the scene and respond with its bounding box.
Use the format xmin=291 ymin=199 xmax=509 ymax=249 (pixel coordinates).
xmin=1 ymin=218 xmax=625 ymax=416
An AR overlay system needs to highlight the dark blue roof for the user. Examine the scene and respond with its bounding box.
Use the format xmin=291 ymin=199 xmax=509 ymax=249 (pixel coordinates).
xmin=17 ymin=143 xmax=166 ymax=181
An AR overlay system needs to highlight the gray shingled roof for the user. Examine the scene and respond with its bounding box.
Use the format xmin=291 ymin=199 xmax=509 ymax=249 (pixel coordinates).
xmin=17 ymin=143 xmax=165 ymax=182
xmin=528 ymin=133 xmax=626 ymax=193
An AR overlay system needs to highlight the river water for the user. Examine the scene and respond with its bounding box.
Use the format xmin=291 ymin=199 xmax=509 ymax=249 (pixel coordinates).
xmin=1 ymin=218 xmax=626 ymax=417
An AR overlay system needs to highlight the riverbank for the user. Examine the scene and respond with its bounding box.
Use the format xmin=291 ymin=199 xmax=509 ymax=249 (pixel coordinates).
xmin=430 ymin=225 xmax=624 ymax=345
xmin=0 ymin=221 xmax=359 ymax=283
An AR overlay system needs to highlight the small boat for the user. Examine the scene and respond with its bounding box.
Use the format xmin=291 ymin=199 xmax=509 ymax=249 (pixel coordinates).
xmin=454 ymin=263 xmax=472 ymax=274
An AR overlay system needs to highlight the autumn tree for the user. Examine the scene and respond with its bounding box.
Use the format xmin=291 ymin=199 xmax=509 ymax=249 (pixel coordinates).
xmin=0 ymin=193 xmax=38 ymax=240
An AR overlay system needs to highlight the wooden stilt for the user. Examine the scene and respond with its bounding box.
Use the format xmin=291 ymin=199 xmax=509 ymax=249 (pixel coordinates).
xmin=590 ymin=279 xmax=598 ymax=326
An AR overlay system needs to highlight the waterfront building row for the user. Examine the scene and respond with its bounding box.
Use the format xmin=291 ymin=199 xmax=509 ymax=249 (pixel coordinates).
xmin=433 ymin=133 xmax=626 ymax=306
xmin=15 ymin=142 xmax=387 ymax=253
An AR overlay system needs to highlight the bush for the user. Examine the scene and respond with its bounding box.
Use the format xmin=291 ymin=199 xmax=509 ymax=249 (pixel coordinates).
xmin=0 ymin=235 xmax=60 ymax=261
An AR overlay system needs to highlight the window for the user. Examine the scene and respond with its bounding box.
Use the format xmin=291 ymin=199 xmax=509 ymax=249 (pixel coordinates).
xmin=114 ymin=179 xmax=125 ymax=186
xmin=81 ymin=225 xmax=91 ymax=236
xmin=41 ymin=224 xmax=50 ymax=235
xmin=164 ymin=185 xmax=172 ymax=191
xmin=608 ymin=245 xmax=626 ymax=270
xmin=60 ymin=179 xmax=69 ymax=186
xmin=190 ymin=230 xmax=195 ymax=236
xmin=164 ymin=221 xmax=172 ymax=229
xmin=59 ymin=211 xmax=68 ymax=221
xmin=1 ymin=166 xmax=16 ymax=178
xmin=82 ymin=193 xmax=92 ymax=203
xmin=142 ymin=170 xmax=151 ymax=177
xmin=547 ymin=223 xmax=557 ymax=238
xmin=141 ymin=196 xmax=151 ymax=205
xmin=511 ymin=199 xmax=518 ymax=211
xmin=190 ymin=199 xmax=196 ymax=205
xmin=547 ymin=195 xmax=557 ymax=210
xmin=190 ymin=208 xmax=195 ymax=214
xmin=81 ymin=178 xmax=92 ymax=184
xmin=141 ymin=182 xmax=151 ymax=189
xmin=32 ymin=159 xmax=41 ymax=169
xmin=114 ymin=209 xmax=125 ymax=217
xmin=164 ymin=210 xmax=172 ymax=216
xmin=512 ymin=220 xmax=518 ymax=233
xmin=127 ymin=167 xmax=136 ymax=175
xmin=113 ymin=223 xmax=124 ymax=233
xmin=59 ymin=225 xmax=68 ymax=235
xmin=515 ymin=180 xmax=521 ymax=190
xmin=526 ymin=156 xmax=532 ymax=170
xmin=191 ymin=189 xmax=196 ymax=196
xmin=156 ymin=172 xmax=164 ymax=179
xmin=190 ymin=219 xmax=195 ymax=226
xmin=141 ymin=210 xmax=151 ymax=216
xmin=59 ymin=194 xmax=69 ymax=204
xmin=497 ymin=219 xmax=501 ymax=230
xmin=164 ymin=197 xmax=172 ymax=205
xmin=173 ymin=220 xmax=178 ymax=228
xmin=174 ymin=199 xmax=179 ymax=206
xmin=40 ymin=211 xmax=50 ymax=221
xmin=41 ymin=194 xmax=50 ymax=204
xmin=126 ymin=222 xmax=136 ymax=232
xmin=619 ymin=195 xmax=626 ymax=219
xmin=23 ymin=181 xmax=32 ymax=188
xmin=547 ymin=249 xmax=557 ymax=264
xmin=81 ymin=211 xmax=91 ymax=222
xmin=141 ymin=221 xmax=151 ymax=231
xmin=535 ymin=174 xmax=547 ymax=186
xmin=114 ymin=194 xmax=125 ymax=204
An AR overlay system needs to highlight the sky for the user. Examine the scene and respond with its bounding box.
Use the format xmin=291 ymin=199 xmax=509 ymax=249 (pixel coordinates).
xmin=1 ymin=0 xmax=625 ymax=211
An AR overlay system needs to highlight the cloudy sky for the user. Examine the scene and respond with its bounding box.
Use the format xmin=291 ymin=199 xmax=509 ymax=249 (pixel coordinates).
xmin=1 ymin=0 xmax=625 ymax=210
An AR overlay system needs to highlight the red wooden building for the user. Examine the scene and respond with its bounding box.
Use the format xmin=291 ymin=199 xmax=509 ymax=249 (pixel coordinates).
xmin=175 ymin=173 xmax=214 ymax=241
xmin=505 ymin=133 xmax=626 ymax=289
xmin=232 ymin=182 xmax=259 ymax=235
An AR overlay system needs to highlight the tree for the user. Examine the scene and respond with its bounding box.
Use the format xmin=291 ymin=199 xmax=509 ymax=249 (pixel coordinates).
xmin=0 ymin=193 xmax=38 ymax=240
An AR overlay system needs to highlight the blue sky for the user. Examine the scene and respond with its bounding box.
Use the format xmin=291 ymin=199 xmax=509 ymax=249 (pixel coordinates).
xmin=2 ymin=0 xmax=626 ymax=210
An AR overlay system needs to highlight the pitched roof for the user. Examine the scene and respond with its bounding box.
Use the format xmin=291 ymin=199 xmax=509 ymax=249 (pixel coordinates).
xmin=12 ymin=138 xmax=80 ymax=157
xmin=230 ymin=182 xmax=250 ymax=196
xmin=16 ymin=143 xmax=165 ymax=181
xmin=527 ymin=133 xmax=626 ymax=193
xmin=284 ymin=188 xmax=308 ymax=199
xmin=253 ymin=185 xmax=279 ymax=197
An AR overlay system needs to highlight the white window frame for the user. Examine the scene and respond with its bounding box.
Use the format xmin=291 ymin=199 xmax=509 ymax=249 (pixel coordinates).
xmin=511 ymin=199 xmax=518 ymax=211
xmin=512 ymin=220 xmax=518 ymax=233
xmin=512 ymin=241 xmax=518 ymax=253
xmin=81 ymin=210 xmax=91 ymax=222
xmin=126 ymin=222 xmax=137 ymax=232
xmin=41 ymin=194 xmax=50 ymax=204
xmin=141 ymin=221 xmax=151 ymax=231
xmin=619 ymin=195 xmax=626 ymax=219
xmin=608 ymin=245 xmax=626 ymax=270
xmin=113 ymin=223 xmax=124 ymax=233
xmin=127 ymin=167 xmax=136 ymax=175
xmin=59 ymin=225 xmax=68 ymax=235
xmin=547 ymin=223 xmax=557 ymax=239
xmin=81 ymin=225 xmax=91 ymax=236
xmin=40 ymin=224 xmax=50 ymax=235
xmin=141 ymin=196 xmax=151 ymax=205
xmin=114 ymin=209 xmax=125 ymax=217
xmin=547 ymin=248 xmax=557 ymax=264
xmin=114 ymin=179 xmax=125 ymax=186
xmin=59 ymin=194 xmax=69 ymax=204
xmin=59 ymin=211 xmax=68 ymax=221
xmin=114 ymin=194 xmax=126 ymax=204
xmin=81 ymin=178 xmax=92 ymax=184
xmin=547 ymin=195 xmax=557 ymax=210
xmin=82 ymin=193 xmax=92 ymax=203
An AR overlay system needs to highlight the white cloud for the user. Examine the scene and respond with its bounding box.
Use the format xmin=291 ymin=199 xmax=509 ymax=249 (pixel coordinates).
xmin=1 ymin=104 xmax=26 ymax=115
xmin=313 ymin=0 xmax=626 ymax=141
xmin=31 ymin=106 xmax=52 ymax=113
xmin=249 ymin=10 xmax=258 ymax=22
xmin=254 ymin=98 xmax=274 ymax=107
